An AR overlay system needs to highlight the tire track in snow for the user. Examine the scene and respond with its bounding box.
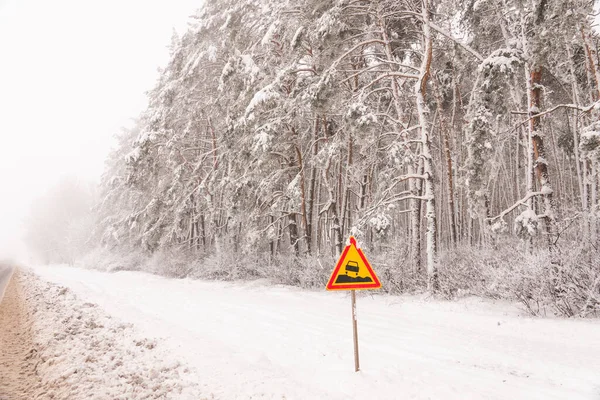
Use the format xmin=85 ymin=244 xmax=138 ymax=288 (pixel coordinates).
xmin=0 ymin=270 xmax=45 ymax=399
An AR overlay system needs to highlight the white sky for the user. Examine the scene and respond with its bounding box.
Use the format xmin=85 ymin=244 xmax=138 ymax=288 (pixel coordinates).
xmin=0 ymin=0 xmax=200 ymax=260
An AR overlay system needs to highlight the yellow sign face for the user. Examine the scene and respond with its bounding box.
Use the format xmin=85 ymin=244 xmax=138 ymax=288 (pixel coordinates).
xmin=326 ymin=236 xmax=381 ymax=290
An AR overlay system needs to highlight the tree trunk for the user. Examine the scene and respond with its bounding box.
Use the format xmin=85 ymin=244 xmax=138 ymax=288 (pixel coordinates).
xmin=288 ymin=212 xmax=300 ymax=256
xmin=340 ymin=132 xmax=353 ymax=238
xmin=269 ymin=215 xmax=275 ymax=257
xmin=417 ymin=0 xmax=438 ymax=292
xmin=295 ymin=144 xmax=309 ymax=255
xmin=305 ymin=117 xmax=320 ymax=255
xmin=529 ymin=65 xmax=556 ymax=246
xmin=591 ymin=162 xmax=598 ymax=246
xmin=200 ymin=214 xmax=206 ymax=248
xmin=581 ymin=26 xmax=600 ymax=100
xmin=207 ymin=117 xmax=218 ymax=170
xmin=409 ymin=161 xmax=423 ymax=273
xmin=434 ymin=73 xmax=458 ymax=246
xmin=322 ymin=156 xmax=343 ymax=255
xmin=566 ymin=43 xmax=585 ymax=210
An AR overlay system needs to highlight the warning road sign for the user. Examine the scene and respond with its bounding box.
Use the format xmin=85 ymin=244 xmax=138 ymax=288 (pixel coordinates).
xmin=326 ymin=236 xmax=381 ymax=290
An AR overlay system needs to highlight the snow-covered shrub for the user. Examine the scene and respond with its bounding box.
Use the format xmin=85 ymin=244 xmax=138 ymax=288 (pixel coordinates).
xmin=193 ymin=250 xmax=260 ymax=281
xmin=509 ymin=248 xmax=600 ymax=317
xmin=438 ymin=242 xmax=600 ymax=317
xmin=266 ymin=255 xmax=333 ymax=288
xmin=372 ymin=249 xmax=427 ymax=294
xmin=145 ymin=250 xmax=196 ymax=278
xmin=490 ymin=218 xmax=508 ymax=234
xmin=344 ymin=102 xmax=378 ymax=130
xmin=369 ymin=213 xmax=391 ymax=236
xmin=437 ymin=245 xmax=501 ymax=299
xmin=514 ymin=209 xmax=539 ymax=238
xmin=76 ymin=246 xmax=147 ymax=273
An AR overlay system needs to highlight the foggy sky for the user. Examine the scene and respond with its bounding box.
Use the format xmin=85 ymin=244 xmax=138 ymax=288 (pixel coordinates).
xmin=0 ymin=0 xmax=200 ymax=261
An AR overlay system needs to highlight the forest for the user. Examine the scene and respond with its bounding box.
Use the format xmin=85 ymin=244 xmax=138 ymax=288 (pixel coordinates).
xmin=28 ymin=0 xmax=600 ymax=317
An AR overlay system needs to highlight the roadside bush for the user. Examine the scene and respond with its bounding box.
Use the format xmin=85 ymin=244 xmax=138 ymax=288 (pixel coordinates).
xmin=508 ymin=248 xmax=600 ymax=317
xmin=145 ymin=250 xmax=199 ymax=278
xmin=77 ymin=239 xmax=600 ymax=318
xmin=436 ymin=242 xmax=600 ymax=317
xmin=264 ymin=255 xmax=334 ymax=288
xmin=437 ymin=243 xmax=528 ymax=299
xmin=76 ymin=246 xmax=147 ymax=273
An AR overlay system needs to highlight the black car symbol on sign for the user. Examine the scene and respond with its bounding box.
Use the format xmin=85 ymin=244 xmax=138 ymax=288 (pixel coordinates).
xmin=345 ymin=261 xmax=360 ymax=277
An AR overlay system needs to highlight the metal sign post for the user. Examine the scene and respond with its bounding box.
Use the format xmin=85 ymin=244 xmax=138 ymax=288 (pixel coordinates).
xmin=351 ymin=289 xmax=360 ymax=372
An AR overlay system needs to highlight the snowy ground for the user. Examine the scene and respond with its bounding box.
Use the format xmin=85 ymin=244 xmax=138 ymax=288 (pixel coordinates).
xmin=25 ymin=264 xmax=600 ymax=400
xmin=0 ymin=269 xmax=206 ymax=400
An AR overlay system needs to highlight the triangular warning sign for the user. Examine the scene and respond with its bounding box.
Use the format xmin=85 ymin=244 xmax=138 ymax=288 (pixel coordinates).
xmin=326 ymin=236 xmax=381 ymax=290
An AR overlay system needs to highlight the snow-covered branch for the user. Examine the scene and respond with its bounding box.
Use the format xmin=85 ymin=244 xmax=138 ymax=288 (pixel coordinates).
xmin=487 ymin=190 xmax=549 ymax=222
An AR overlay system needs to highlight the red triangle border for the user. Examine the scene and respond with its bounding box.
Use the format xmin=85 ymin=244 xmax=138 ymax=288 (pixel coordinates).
xmin=326 ymin=237 xmax=381 ymax=290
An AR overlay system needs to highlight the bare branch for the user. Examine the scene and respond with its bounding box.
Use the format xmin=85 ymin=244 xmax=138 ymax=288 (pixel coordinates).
xmin=515 ymin=102 xmax=598 ymax=126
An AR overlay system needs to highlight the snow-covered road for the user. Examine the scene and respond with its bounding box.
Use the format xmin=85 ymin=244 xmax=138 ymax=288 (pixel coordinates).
xmin=32 ymin=265 xmax=600 ymax=400
xmin=0 ymin=263 xmax=14 ymax=303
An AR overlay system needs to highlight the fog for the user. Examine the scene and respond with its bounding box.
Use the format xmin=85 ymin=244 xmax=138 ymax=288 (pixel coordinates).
xmin=0 ymin=0 xmax=199 ymax=261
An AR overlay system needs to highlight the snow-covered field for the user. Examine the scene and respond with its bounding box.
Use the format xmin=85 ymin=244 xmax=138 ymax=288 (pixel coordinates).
xmin=26 ymin=264 xmax=600 ymax=400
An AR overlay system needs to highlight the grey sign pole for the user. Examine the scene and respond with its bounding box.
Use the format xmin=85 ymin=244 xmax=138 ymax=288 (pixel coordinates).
xmin=351 ymin=289 xmax=360 ymax=372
